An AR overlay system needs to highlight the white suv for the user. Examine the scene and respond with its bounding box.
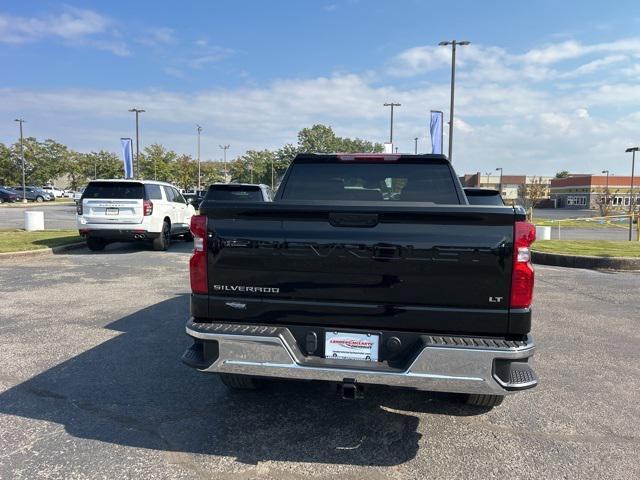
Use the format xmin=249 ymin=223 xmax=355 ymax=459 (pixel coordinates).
xmin=76 ymin=180 xmax=196 ymax=251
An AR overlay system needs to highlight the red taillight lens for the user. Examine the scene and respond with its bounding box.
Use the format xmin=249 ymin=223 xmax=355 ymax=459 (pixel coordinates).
xmin=510 ymin=221 xmax=536 ymax=309
xmin=143 ymin=199 xmax=153 ymax=216
xmin=189 ymin=215 xmax=207 ymax=294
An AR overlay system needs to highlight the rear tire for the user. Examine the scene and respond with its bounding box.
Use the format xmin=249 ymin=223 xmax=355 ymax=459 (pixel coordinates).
xmin=465 ymin=394 xmax=505 ymax=408
xmin=87 ymin=237 xmax=106 ymax=251
xmin=153 ymin=221 xmax=171 ymax=251
xmin=219 ymin=374 xmax=261 ymax=390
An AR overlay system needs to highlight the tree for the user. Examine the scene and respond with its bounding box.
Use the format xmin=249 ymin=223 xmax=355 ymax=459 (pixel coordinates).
xmin=297 ymin=124 xmax=383 ymax=154
xmin=518 ymin=177 xmax=548 ymax=218
xmin=555 ymin=170 xmax=570 ymax=179
xmin=0 ymin=143 xmax=19 ymax=186
xmin=140 ymin=144 xmax=177 ymax=182
xmin=173 ymin=154 xmax=198 ymax=190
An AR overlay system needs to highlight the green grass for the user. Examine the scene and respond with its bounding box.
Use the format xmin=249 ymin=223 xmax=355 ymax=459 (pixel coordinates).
xmin=534 ymin=218 xmax=629 ymax=229
xmin=533 ymin=240 xmax=640 ymax=258
xmin=0 ymin=229 xmax=82 ymax=253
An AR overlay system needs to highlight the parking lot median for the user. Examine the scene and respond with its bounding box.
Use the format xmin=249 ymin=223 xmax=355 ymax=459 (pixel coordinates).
xmin=533 ymin=240 xmax=640 ymax=270
xmin=0 ymin=229 xmax=83 ymax=255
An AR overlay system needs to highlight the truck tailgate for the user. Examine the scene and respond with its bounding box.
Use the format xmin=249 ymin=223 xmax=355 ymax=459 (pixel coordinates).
xmin=204 ymin=202 xmax=517 ymax=335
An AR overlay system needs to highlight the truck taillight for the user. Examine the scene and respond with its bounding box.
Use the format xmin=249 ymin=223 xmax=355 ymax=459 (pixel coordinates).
xmin=143 ymin=199 xmax=153 ymax=216
xmin=510 ymin=221 xmax=536 ymax=309
xmin=189 ymin=215 xmax=207 ymax=294
xmin=76 ymin=202 xmax=83 ymax=215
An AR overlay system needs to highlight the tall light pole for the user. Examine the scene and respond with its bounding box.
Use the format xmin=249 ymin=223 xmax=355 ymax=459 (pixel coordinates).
xmin=625 ymin=147 xmax=638 ymax=241
xmin=485 ymin=171 xmax=492 ymax=188
xmin=196 ymin=124 xmax=203 ymax=191
xmin=219 ymin=144 xmax=230 ymax=182
xmin=439 ymin=40 xmax=470 ymax=162
xmin=14 ymin=118 xmax=26 ymax=202
xmin=602 ymin=169 xmax=610 ymax=207
xmin=383 ymin=102 xmax=401 ymax=145
xmin=496 ymin=167 xmax=503 ymax=195
xmin=128 ymin=108 xmax=145 ymax=178
xmin=414 ymin=137 xmax=418 ymax=154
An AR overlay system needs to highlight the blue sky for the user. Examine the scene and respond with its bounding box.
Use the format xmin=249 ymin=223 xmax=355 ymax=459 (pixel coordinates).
xmin=1 ymin=1 xmax=640 ymax=175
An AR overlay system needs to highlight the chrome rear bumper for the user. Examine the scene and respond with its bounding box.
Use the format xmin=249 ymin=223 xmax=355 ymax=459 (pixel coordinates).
xmin=185 ymin=319 xmax=537 ymax=396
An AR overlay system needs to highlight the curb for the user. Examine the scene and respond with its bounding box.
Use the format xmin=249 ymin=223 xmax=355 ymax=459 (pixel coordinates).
xmin=532 ymin=251 xmax=640 ymax=271
xmin=0 ymin=242 xmax=86 ymax=260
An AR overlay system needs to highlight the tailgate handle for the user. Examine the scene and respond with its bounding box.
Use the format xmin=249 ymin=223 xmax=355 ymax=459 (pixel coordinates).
xmin=329 ymin=213 xmax=379 ymax=228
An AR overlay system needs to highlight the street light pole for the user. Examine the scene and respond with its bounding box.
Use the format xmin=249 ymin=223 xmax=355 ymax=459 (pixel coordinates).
xmin=219 ymin=144 xmax=230 ymax=182
xmin=602 ymin=169 xmax=610 ymax=207
xmin=439 ymin=40 xmax=470 ymax=162
xmin=625 ymin=147 xmax=638 ymax=241
xmin=496 ymin=167 xmax=503 ymax=195
xmin=128 ymin=108 xmax=145 ymax=178
xmin=383 ymin=102 xmax=401 ymax=145
xmin=196 ymin=124 xmax=202 ymax=191
xmin=414 ymin=137 xmax=418 ymax=154
xmin=14 ymin=118 xmax=26 ymax=202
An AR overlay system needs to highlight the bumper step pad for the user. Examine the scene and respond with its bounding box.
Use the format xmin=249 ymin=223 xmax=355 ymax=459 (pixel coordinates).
xmin=493 ymin=359 xmax=538 ymax=390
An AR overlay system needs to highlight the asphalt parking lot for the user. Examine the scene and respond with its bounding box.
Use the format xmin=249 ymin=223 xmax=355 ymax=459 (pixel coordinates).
xmin=0 ymin=203 xmax=77 ymax=230
xmin=0 ymin=243 xmax=639 ymax=479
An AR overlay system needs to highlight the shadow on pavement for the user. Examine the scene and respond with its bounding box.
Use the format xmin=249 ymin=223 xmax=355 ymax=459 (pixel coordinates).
xmin=54 ymin=238 xmax=193 ymax=255
xmin=0 ymin=295 xmax=488 ymax=466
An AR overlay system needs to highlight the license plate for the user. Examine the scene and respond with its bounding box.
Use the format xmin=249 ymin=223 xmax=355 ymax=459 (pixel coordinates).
xmin=325 ymin=331 xmax=379 ymax=362
xmin=105 ymin=208 xmax=119 ymax=215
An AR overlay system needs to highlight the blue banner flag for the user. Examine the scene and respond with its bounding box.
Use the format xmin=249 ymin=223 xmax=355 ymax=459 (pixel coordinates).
xmin=430 ymin=110 xmax=443 ymax=155
xmin=120 ymin=138 xmax=134 ymax=178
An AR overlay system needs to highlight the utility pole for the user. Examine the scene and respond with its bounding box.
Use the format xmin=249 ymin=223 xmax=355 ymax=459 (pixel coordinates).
xmin=625 ymin=147 xmax=638 ymax=241
xmin=439 ymin=40 xmax=470 ymax=162
xmin=219 ymin=144 xmax=230 ymax=182
xmin=196 ymin=124 xmax=202 ymax=191
xmin=485 ymin=171 xmax=492 ymax=188
xmin=383 ymin=102 xmax=401 ymax=145
xmin=271 ymin=158 xmax=275 ymax=191
xmin=602 ymin=170 xmax=610 ymax=207
xmin=496 ymin=167 xmax=503 ymax=195
xmin=414 ymin=137 xmax=418 ymax=154
xmin=128 ymin=108 xmax=145 ymax=178
xmin=14 ymin=119 xmax=26 ymax=202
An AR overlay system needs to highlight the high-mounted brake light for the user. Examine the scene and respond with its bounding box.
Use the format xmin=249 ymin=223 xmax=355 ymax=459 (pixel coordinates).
xmin=510 ymin=221 xmax=536 ymax=309
xmin=143 ymin=199 xmax=153 ymax=216
xmin=337 ymin=154 xmax=401 ymax=162
xmin=189 ymin=215 xmax=207 ymax=294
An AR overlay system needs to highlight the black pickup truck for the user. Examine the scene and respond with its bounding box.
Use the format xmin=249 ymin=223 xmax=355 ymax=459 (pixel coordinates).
xmin=182 ymin=153 xmax=537 ymax=408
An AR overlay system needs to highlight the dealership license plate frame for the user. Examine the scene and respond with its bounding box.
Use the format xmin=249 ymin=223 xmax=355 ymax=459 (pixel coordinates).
xmin=324 ymin=331 xmax=380 ymax=362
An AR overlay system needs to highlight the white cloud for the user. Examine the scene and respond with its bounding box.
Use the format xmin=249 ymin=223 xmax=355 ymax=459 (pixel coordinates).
xmin=0 ymin=7 xmax=130 ymax=56
xmin=0 ymin=7 xmax=109 ymax=44
xmin=138 ymin=27 xmax=176 ymax=47
xmin=2 ymin=36 xmax=640 ymax=176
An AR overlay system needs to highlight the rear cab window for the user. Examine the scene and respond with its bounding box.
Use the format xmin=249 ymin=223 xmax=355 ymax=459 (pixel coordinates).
xmin=208 ymin=185 xmax=264 ymax=202
xmin=280 ymin=157 xmax=461 ymax=204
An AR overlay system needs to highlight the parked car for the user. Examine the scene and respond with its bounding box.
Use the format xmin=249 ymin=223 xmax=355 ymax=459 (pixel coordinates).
xmin=41 ymin=185 xmax=65 ymax=198
xmin=182 ymin=190 xmax=206 ymax=210
xmin=0 ymin=187 xmax=20 ymax=203
xmin=76 ymin=180 xmax=196 ymax=251
xmin=205 ymin=183 xmax=272 ymax=202
xmin=11 ymin=186 xmax=54 ymax=202
xmin=182 ymin=153 xmax=537 ymax=408
xmin=73 ymin=188 xmax=85 ymax=203
xmin=463 ymin=187 xmax=505 ymax=206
